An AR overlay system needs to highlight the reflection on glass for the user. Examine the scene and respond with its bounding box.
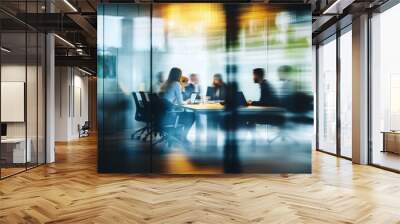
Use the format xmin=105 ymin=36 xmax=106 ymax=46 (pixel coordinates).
xmin=0 ymin=1 xmax=46 ymax=179
xmin=340 ymin=30 xmax=352 ymax=158
xmin=371 ymin=4 xmax=400 ymax=171
xmin=98 ymin=3 xmax=313 ymax=173
xmin=98 ymin=4 xmax=152 ymax=172
xmin=317 ymin=38 xmax=337 ymax=154
xmin=1 ymin=31 xmax=28 ymax=177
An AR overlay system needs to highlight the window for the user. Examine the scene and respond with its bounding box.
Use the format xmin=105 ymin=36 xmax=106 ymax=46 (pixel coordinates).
xmin=371 ymin=3 xmax=400 ymax=171
xmin=317 ymin=37 xmax=337 ymax=154
xmin=339 ymin=29 xmax=352 ymax=158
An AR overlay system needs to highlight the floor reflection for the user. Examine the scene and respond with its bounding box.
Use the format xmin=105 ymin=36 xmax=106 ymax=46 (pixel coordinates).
xmin=151 ymin=121 xmax=312 ymax=174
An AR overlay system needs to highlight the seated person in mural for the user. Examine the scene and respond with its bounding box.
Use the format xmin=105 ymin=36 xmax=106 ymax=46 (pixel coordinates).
xmin=206 ymin=73 xmax=227 ymax=101
xmin=180 ymin=75 xmax=191 ymax=101
xmin=247 ymin=68 xmax=279 ymax=107
xmin=183 ymin=73 xmax=201 ymax=100
xmin=276 ymin=65 xmax=296 ymax=108
xmin=276 ymin=65 xmax=313 ymax=116
xmin=160 ymin=67 xmax=194 ymax=143
xmin=152 ymin=71 xmax=165 ymax=93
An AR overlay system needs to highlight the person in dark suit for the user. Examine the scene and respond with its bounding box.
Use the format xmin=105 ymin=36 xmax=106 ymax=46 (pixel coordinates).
xmin=206 ymin=73 xmax=226 ymax=101
xmin=248 ymin=68 xmax=279 ymax=107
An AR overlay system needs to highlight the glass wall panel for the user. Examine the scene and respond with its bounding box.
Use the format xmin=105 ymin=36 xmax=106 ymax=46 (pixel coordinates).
xmin=339 ymin=29 xmax=352 ymax=158
xmin=98 ymin=3 xmax=313 ymax=173
xmin=0 ymin=2 xmax=46 ymax=179
xmin=317 ymin=37 xmax=337 ymax=154
xmin=97 ymin=4 xmax=152 ymax=172
xmin=371 ymin=4 xmax=400 ymax=171
xmin=1 ymin=30 xmax=28 ymax=177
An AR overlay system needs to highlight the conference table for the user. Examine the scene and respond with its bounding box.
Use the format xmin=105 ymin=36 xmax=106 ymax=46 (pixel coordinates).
xmin=180 ymin=103 xmax=285 ymax=145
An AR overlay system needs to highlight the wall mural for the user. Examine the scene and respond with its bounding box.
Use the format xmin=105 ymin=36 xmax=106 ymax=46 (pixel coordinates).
xmin=97 ymin=3 xmax=313 ymax=174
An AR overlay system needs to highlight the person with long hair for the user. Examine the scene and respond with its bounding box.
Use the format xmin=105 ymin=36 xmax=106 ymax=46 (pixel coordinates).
xmin=160 ymin=67 xmax=184 ymax=105
xmin=160 ymin=67 xmax=194 ymax=144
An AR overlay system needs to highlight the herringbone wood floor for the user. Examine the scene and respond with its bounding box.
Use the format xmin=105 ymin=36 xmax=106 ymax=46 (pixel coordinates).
xmin=1 ymin=135 xmax=400 ymax=224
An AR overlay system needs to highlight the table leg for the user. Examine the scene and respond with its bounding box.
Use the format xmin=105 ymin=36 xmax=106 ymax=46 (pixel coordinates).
xmin=206 ymin=114 xmax=218 ymax=149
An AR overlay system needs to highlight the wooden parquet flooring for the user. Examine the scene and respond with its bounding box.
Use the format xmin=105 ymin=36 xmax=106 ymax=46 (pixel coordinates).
xmin=1 ymin=135 xmax=400 ymax=224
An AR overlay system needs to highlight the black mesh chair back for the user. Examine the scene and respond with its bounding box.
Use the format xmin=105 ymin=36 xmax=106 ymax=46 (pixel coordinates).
xmin=132 ymin=92 xmax=147 ymax=122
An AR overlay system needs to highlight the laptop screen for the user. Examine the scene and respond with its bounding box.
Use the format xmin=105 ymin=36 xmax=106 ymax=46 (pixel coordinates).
xmin=237 ymin=92 xmax=247 ymax=106
xmin=190 ymin=93 xmax=197 ymax=104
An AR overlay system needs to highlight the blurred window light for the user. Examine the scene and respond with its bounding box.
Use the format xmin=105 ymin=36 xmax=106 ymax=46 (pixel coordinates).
xmin=98 ymin=16 xmax=122 ymax=49
xmin=133 ymin=17 xmax=165 ymax=51
xmin=133 ymin=17 xmax=150 ymax=51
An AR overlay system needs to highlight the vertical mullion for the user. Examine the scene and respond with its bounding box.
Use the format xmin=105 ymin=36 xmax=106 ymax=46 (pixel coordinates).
xmin=336 ymin=28 xmax=341 ymax=157
xmin=44 ymin=1 xmax=47 ymax=164
xmin=25 ymin=0 xmax=28 ymax=171
xmin=150 ymin=3 xmax=153 ymax=173
xmin=367 ymin=11 xmax=373 ymax=165
xmin=0 ymin=17 xmax=2 ymax=179
xmin=315 ymin=44 xmax=319 ymax=150
xmin=36 ymin=0 xmax=39 ymax=167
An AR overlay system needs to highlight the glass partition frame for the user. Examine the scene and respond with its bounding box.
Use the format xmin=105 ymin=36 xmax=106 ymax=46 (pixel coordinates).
xmin=0 ymin=1 xmax=47 ymax=179
xmin=315 ymin=25 xmax=353 ymax=160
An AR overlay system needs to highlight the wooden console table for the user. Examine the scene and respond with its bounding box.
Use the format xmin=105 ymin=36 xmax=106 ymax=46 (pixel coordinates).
xmin=382 ymin=131 xmax=400 ymax=154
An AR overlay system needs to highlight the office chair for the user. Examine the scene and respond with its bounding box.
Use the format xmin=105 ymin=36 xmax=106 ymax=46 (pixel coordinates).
xmin=139 ymin=91 xmax=149 ymax=107
xmin=78 ymin=121 xmax=90 ymax=138
xmin=241 ymin=111 xmax=289 ymax=144
xmin=263 ymin=113 xmax=291 ymax=144
xmin=286 ymin=92 xmax=313 ymax=124
xmin=148 ymin=93 xmax=183 ymax=147
xmin=267 ymin=92 xmax=313 ymax=144
xmin=131 ymin=92 xmax=151 ymax=140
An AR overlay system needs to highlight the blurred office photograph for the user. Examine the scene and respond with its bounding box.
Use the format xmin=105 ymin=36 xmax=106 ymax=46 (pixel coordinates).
xmin=2 ymin=1 xmax=400 ymax=223
xmin=97 ymin=3 xmax=313 ymax=173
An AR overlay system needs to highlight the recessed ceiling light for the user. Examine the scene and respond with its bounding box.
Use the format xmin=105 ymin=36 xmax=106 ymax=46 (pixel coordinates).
xmin=323 ymin=0 xmax=344 ymax=15
xmin=63 ymin=0 xmax=78 ymax=12
xmin=78 ymin=67 xmax=93 ymax=76
xmin=1 ymin=47 xmax=11 ymax=53
xmin=54 ymin=34 xmax=75 ymax=48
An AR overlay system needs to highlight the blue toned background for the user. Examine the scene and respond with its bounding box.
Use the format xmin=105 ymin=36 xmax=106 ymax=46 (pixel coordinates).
xmin=97 ymin=3 xmax=313 ymax=173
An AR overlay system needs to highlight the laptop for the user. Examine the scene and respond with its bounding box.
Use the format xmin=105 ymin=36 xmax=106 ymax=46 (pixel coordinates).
xmin=189 ymin=93 xmax=199 ymax=104
xmin=219 ymin=91 xmax=248 ymax=107
xmin=236 ymin=91 xmax=248 ymax=107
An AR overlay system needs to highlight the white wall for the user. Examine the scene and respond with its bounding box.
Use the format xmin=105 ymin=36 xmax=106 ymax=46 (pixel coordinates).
xmin=1 ymin=63 xmax=46 ymax=164
xmin=1 ymin=65 xmax=41 ymax=137
xmin=55 ymin=67 xmax=89 ymax=141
